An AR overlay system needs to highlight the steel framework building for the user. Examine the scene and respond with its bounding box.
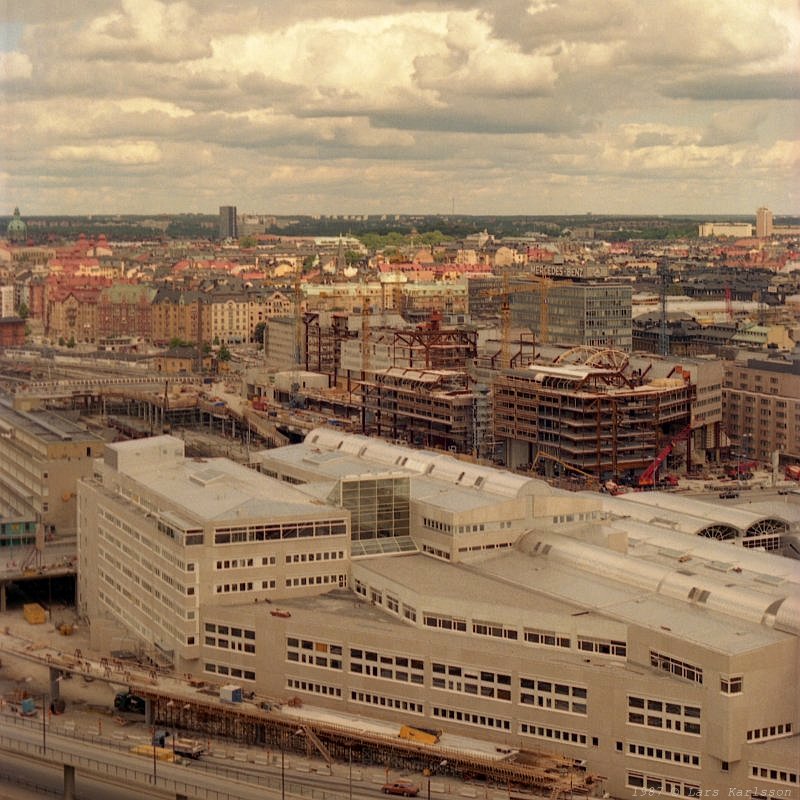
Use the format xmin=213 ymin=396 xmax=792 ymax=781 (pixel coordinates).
xmin=362 ymin=367 xmax=478 ymax=452
xmin=493 ymin=347 xmax=694 ymax=478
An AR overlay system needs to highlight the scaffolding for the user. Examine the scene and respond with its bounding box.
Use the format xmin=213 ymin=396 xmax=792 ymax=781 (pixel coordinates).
xmin=0 ymin=628 xmax=603 ymax=800
xmin=133 ymin=686 xmax=601 ymax=799
xmin=361 ymin=367 xmax=476 ymax=453
xmin=493 ymin=350 xmax=693 ymax=478
xmin=391 ymin=314 xmax=478 ymax=371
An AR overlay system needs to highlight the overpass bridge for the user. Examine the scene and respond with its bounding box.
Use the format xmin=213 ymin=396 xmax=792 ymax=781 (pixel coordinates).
xmin=11 ymin=373 xmax=316 ymax=447
xmin=0 ymin=631 xmax=600 ymax=800
xmin=0 ymin=712 xmax=285 ymax=800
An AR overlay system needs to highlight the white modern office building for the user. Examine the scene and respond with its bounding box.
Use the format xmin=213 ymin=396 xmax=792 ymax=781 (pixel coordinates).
xmin=77 ymin=431 xmax=800 ymax=798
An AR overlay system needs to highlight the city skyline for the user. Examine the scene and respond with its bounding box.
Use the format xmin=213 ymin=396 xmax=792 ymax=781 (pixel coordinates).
xmin=1 ymin=0 xmax=798 ymax=217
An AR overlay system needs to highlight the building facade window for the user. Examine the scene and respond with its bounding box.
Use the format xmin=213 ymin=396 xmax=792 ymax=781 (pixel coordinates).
xmin=520 ymin=677 xmax=587 ymax=715
xmin=286 ymin=637 xmax=343 ymax=670
xmin=432 ymin=662 xmax=512 ymax=701
xmin=650 ymin=650 xmax=703 ymax=684
xmin=720 ymin=675 xmax=743 ymax=695
xmin=350 ymin=648 xmax=424 ymax=684
xmin=628 ymin=696 xmax=701 ymax=736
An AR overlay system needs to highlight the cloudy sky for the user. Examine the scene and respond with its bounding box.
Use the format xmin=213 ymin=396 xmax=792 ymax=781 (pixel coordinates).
xmin=1 ymin=0 xmax=798 ymax=216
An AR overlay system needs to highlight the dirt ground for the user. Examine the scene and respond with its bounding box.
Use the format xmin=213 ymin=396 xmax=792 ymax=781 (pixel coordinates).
xmin=0 ymin=605 xmax=148 ymax=736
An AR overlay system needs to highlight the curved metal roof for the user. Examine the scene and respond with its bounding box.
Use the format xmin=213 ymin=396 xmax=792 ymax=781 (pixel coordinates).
xmin=518 ymin=528 xmax=800 ymax=635
xmin=606 ymin=518 xmax=800 ymax=580
xmin=304 ymin=428 xmax=548 ymax=498
xmin=600 ymin=494 xmax=740 ymax=540
xmin=774 ymin=595 xmax=800 ymax=635
xmin=614 ymin=491 xmax=788 ymax=538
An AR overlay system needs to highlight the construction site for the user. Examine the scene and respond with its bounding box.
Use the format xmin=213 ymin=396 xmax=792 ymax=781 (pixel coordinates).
xmin=493 ymin=346 xmax=694 ymax=481
xmin=0 ymin=621 xmax=604 ymax=800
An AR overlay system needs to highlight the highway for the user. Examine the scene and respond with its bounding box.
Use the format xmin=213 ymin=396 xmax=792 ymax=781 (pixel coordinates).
xmin=0 ymin=711 xmax=422 ymax=800
xmin=0 ymin=754 xmax=163 ymax=800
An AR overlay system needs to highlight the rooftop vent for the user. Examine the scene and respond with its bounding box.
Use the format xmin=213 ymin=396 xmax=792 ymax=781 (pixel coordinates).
xmin=189 ymin=468 xmax=225 ymax=487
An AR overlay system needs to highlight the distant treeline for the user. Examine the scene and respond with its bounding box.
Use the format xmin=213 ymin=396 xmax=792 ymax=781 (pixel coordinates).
xmin=4 ymin=213 xmax=796 ymax=244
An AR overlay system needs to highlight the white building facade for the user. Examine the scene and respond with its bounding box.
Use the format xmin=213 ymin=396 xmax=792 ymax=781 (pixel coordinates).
xmin=77 ymin=431 xmax=800 ymax=798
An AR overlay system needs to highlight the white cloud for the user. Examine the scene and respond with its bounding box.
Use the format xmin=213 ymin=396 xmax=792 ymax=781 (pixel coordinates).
xmin=0 ymin=50 xmax=32 ymax=81
xmin=0 ymin=0 xmax=797 ymax=214
xmin=48 ymin=141 xmax=163 ymax=165
xmin=72 ymin=0 xmax=211 ymax=62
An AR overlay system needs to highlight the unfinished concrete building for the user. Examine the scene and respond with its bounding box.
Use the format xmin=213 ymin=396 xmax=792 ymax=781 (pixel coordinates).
xmin=494 ymin=347 xmax=694 ymax=480
xmin=303 ymin=311 xmax=358 ymax=384
xmin=362 ymin=367 xmax=481 ymax=452
xmin=305 ymin=310 xmax=478 ymax=385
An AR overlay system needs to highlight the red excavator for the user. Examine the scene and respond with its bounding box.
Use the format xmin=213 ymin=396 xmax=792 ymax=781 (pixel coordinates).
xmin=638 ymin=425 xmax=692 ymax=488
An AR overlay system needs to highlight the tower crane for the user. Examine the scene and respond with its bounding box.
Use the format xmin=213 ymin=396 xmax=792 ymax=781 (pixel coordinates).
xmin=293 ymin=268 xmax=303 ymax=367
xmin=359 ymin=288 xmax=371 ymax=376
xmin=724 ymin=284 xmax=734 ymax=322
xmin=479 ymin=273 xmax=551 ymax=367
xmin=355 ymin=285 xmax=372 ymax=433
xmin=658 ymin=257 xmax=671 ymax=357
xmin=288 ymin=267 xmax=304 ymax=408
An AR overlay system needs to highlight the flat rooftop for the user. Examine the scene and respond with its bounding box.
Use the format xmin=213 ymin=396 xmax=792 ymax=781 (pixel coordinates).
xmin=108 ymin=448 xmax=344 ymax=523
xmin=0 ymin=400 xmax=105 ymax=445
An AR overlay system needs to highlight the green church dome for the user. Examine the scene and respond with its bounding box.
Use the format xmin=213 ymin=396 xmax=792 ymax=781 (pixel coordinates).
xmin=7 ymin=207 xmax=27 ymax=242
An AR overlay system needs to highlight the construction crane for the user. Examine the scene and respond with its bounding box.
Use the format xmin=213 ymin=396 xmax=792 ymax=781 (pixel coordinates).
xmin=480 ymin=273 xmax=550 ymax=367
xmin=289 ymin=268 xmax=304 ymax=408
xmin=359 ymin=289 xmax=371 ymax=376
xmin=293 ymin=268 xmax=303 ymax=367
xmin=354 ymin=285 xmax=373 ymax=433
xmin=638 ymin=424 xmax=692 ymax=488
xmin=658 ymin=257 xmax=671 ymax=357
xmin=531 ymin=451 xmax=598 ymax=487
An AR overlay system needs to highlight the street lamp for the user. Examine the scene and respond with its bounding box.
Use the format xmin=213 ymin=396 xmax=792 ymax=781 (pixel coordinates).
xmin=166 ymin=700 xmax=175 ymax=756
xmin=41 ymin=694 xmax=47 ymax=753
xmin=281 ymin=727 xmax=304 ymax=800
xmin=427 ymin=760 xmax=448 ymax=800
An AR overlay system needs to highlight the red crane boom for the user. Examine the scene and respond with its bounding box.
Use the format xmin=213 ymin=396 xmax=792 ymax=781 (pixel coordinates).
xmin=638 ymin=425 xmax=692 ymax=487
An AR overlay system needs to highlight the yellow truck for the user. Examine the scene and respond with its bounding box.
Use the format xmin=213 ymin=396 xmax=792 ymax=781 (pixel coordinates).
xmin=398 ymin=725 xmax=440 ymax=745
xmin=130 ymin=744 xmax=176 ymax=762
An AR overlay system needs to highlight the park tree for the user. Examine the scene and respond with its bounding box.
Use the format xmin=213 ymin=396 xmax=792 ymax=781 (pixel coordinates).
xmin=253 ymin=322 xmax=267 ymax=345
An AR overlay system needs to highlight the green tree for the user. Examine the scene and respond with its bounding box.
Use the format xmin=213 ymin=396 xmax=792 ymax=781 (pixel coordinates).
xmin=218 ymin=344 xmax=231 ymax=361
xmin=419 ymin=231 xmax=452 ymax=247
xmin=345 ymin=250 xmax=362 ymax=266
xmin=252 ymin=322 xmax=267 ymax=345
xmin=16 ymin=302 xmax=29 ymax=319
xmin=66 ymin=336 xmax=76 ymax=348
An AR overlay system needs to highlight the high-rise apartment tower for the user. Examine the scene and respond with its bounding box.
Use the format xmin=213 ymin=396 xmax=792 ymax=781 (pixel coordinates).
xmin=219 ymin=205 xmax=238 ymax=240
xmin=756 ymin=206 xmax=773 ymax=238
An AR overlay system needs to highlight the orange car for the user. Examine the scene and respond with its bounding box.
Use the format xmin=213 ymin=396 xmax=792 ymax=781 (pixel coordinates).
xmin=381 ymin=781 xmax=420 ymax=797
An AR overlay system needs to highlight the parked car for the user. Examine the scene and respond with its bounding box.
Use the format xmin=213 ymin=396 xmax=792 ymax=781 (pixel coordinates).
xmin=718 ymin=490 xmax=739 ymax=499
xmin=114 ymin=691 xmax=146 ymax=714
xmin=382 ymin=781 xmax=420 ymax=797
